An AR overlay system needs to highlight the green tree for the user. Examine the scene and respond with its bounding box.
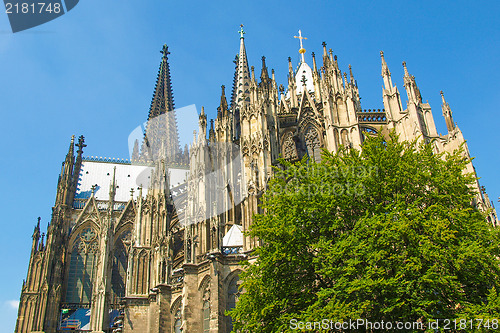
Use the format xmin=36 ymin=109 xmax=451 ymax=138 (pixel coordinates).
xmin=229 ymin=134 xmax=500 ymax=332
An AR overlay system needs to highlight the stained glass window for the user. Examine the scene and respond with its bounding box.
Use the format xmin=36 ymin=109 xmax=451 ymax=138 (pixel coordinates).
xmin=203 ymin=287 xmax=210 ymax=333
xmin=304 ymin=126 xmax=321 ymax=162
xmin=226 ymin=275 xmax=241 ymax=332
xmin=65 ymin=228 xmax=99 ymax=304
xmin=111 ymin=231 xmax=131 ymax=303
xmin=174 ymin=308 xmax=182 ymax=333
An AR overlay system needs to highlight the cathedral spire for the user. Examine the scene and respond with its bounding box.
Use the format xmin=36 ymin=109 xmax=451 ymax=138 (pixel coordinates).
xmin=230 ymin=25 xmax=251 ymax=141
xmin=232 ymin=25 xmax=251 ymax=109
xmin=148 ymin=44 xmax=175 ymax=120
xmin=441 ymin=90 xmax=456 ymax=132
xmin=141 ymin=44 xmax=181 ymax=163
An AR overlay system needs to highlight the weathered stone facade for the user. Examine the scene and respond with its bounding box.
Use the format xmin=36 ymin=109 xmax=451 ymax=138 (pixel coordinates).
xmin=15 ymin=28 xmax=497 ymax=333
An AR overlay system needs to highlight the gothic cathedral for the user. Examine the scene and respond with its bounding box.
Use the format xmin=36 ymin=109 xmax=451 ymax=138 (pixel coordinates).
xmin=15 ymin=28 xmax=498 ymax=332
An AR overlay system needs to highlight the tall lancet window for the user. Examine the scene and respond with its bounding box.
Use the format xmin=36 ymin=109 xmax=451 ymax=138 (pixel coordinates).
xmin=65 ymin=227 xmax=99 ymax=305
xmin=111 ymin=230 xmax=131 ymax=304
xmin=304 ymin=126 xmax=321 ymax=162
xmin=282 ymin=132 xmax=298 ymax=161
xmin=202 ymin=286 xmax=210 ymax=333
xmin=173 ymin=307 xmax=182 ymax=333
xmin=226 ymin=275 xmax=241 ymax=332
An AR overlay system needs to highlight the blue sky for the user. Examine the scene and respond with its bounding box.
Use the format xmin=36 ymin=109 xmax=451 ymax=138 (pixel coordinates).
xmin=1 ymin=0 xmax=498 ymax=330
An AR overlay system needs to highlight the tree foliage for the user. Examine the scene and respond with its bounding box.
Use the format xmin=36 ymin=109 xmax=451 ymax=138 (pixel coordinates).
xmin=229 ymin=134 xmax=500 ymax=332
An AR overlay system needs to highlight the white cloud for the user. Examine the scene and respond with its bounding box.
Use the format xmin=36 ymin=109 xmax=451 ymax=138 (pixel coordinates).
xmin=6 ymin=300 xmax=19 ymax=310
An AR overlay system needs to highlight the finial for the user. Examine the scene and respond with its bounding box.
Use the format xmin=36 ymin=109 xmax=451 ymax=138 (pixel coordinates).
xmin=76 ymin=135 xmax=86 ymax=154
xmin=380 ymin=50 xmax=384 ymax=58
xmin=201 ymin=106 xmax=205 ymax=116
xmin=402 ymin=61 xmax=409 ymax=77
xmin=440 ymin=90 xmax=447 ymax=104
xmin=91 ymin=184 xmax=97 ymax=195
xmin=238 ymin=24 xmax=245 ymax=39
xmin=221 ymin=85 xmax=225 ymax=95
xmin=349 ymin=64 xmax=354 ymax=83
xmin=322 ymin=41 xmax=327 ymax=48
xmin=161 ymin=44 xmax=170 ymax=58
xmin=279 ymin=84 xmax=284 ymax=93
xmin=301 ymin=75 xmax=307 ymax=86
xmin=37 ymin=216 xmax=41 ymax=229
xmin=294 ymin=30 xmax=308 ymax=63
xmin=130 ymin=188 xmax=135 ymax=198
xmin=288 ymin=56 xmax=292 ymax=63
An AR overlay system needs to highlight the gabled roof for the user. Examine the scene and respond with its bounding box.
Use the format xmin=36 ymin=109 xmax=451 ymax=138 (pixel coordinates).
xmin=223 ymin=224 xmax=243 ymax=247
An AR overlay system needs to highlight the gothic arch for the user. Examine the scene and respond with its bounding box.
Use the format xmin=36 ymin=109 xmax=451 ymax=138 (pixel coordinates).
xmin=111 ymin=229 xmax=132 ymax=303
xmin=198 ymin=274 xmax=211 ymax=291
xmin=340 ymin=128 xmax=350 ymax=147
xmin=64 ymin=226 xmax=99 ymax=305
xmin=68 ymin=219 xmax=100 ymax=249
xmin=224 ymin=268 xmax=243 ymax=285
xmin=281 ymin=131 xmax=298 ymax=160
xmin=170 ymin=295 xmax=183 ymax=313
xmin=171 ymin=296 xmax=183 ymax=333
xmin=225 ymin=270 xmax=242 ymax=333
xmin=302 ymin=125 xmax=322 ymax=162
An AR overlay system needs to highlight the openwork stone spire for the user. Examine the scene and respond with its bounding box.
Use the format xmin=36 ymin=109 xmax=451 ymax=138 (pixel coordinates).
xmin=141 ymin=44 xmax=181 ymax=162
xmin=233 ymin=25 xmax=251 ymax=106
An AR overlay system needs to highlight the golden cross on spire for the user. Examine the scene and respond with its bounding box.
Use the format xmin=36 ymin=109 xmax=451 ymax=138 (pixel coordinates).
xmin=294 ymin=29 xmax=307 ymax=63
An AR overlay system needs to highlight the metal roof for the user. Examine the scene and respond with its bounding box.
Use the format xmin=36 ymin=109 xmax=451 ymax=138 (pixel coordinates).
xmin=75 ymin=161 xmax=189 ymax=202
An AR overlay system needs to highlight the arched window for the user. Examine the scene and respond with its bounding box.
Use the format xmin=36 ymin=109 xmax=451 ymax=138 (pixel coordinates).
xmin=226 ymin=275 xmax=241 ymax=332
xmin=341 ymin=129 xmax=349 ymax=147
xmin=173 ymin=308 xmax=182 ymax=333
xmin=111 ymin=230 xmax=131 ymax=303
xmin=203 ymin=287 xmax=210 ymax=333
xmin=65 ymin=227 xmax=99 ymax=305
xmin=304 ymin=126 xmax=321 ymax=162
xmin=282 ymin=132 xmax=298 ymax=161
